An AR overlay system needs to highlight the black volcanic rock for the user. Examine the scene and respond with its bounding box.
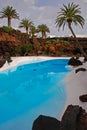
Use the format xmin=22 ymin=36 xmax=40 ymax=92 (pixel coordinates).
xmin=68 ymin=57 xmax=82 ymax=66
xmin=32 ymin=115 xmax=60 ymax=130
xmin=75 ymin=68 xmax=87 ymax=73
xmin=60 ymin=105 xmax=87 ymax=130
xmin=32 ymin=105 xmax=87 ymax=130
xmin=60 ymin=105 xmax=80 ymax=130
xmin=79 ymin=94 xmax=87 ymax=102
xmin=0 ymin=58 xmax=6 ymax=68
xmin=0 ymin=41 xmax=15 ymax=56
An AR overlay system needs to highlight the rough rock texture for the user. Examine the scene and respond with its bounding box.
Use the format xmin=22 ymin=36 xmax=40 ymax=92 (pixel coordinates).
xmin=76 ymin=107 xmax=87 ymax=130
xmin=60 ymin=105 xmax=80 ymax=130
xmin=0 ymin=58 xmax=6 ymax=68
xmin=0 ymin=27 xmax=87 ymax=57
xmin=0 ymin=28 xmax=30 ymax=45
xmin=32 ymin=105 xmax=87 ymax=130
xmin=32 ymin=115 xmax=60 ymax=130
xmin=4 ymin=52 xmax=12 ymax=63
xmin=0 ymin=41 xmax=15 ymax=56
xmin=75 ymin=68 xmax=87 ymax=73
xmin=61 ymin=105 xmax=87 ymax=130
xmin=0 ymin=32 xmax=21 ymax=45
xmin=79 ymin=94 xmax=87 ymax=102
xmin=68 ymin=57 xmax=82 ymax=66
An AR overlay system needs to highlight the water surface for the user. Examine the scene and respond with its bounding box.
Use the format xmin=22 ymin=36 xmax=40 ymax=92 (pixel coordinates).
xmin=0 ymin=59 xmax=71 ymax=130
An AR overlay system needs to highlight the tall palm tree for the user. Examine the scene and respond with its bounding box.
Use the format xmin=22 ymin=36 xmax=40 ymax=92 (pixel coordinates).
xmin=30 ymin=25 xmax=37 ymax=38
xmin=19 ymin=18 xmax=33 ymax=34
xmin=55 ymin=2 xmax=86 ymax=57
xmin=37 ymin=24 xmax=50 ymax=39
xmin=0 ymin=5 xmax=19 ymax=27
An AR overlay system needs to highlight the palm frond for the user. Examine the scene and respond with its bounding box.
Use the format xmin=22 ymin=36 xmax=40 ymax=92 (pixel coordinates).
xmin=55 ymin=2 xmax=85 ymax=30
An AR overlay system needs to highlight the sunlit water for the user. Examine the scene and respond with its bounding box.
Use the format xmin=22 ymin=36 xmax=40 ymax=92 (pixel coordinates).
xmin=0 ymin=59 xmax=71 ymax=130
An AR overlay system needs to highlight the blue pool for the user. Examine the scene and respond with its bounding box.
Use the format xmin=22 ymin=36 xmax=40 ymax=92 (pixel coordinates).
xmin=0 ymin=59 xmax=71 ymax=130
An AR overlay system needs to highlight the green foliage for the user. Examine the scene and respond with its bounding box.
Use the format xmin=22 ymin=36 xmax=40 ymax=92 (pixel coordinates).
xmin=19 ymin=18 xmax=34 ymax=34
xmin=63 ymin=40 xmax=69 ymax=45
xmin=46 ymin=40 xmax=51 ymax=44
xmin=0 ymin=5 xmax=19 ymax=27
xmin=58 ymin=46 xmax=63 ymax=52
xmin=30 ymin=25 xmax=37 ymax=37
xmin=37 ymin=24 xmax=50 ymax=38
xmin=2 ymin=26 xmax=12 ymax=33
xmin=15 ymin=46 xmax=21 ymax=54
xmin=46 ymin=39 xmax=69 ymax=45
xmin=56 ymin=3 xmax=85 ymax=30
xmin=51 ymin=39 xmax=60 ymax=43
xmin=15 ymin=43 xmax=33 ymax=55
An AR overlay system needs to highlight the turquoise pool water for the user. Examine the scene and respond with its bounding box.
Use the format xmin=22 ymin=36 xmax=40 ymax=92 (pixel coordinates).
xmin=0 ymin=59 xmax=71 ymax=130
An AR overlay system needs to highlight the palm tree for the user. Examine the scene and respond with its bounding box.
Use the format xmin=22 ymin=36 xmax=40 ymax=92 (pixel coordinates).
xmin=19 ymin=18 xmax=33 ymax=34
xmin=37 ymin=24 xmax=50 ymax=39
xmin=0 ymin=5 xmax=19 ymax=27
xmin=55 ymin=2 xmax=86 ymax=57
xmin=30 ymin=25 xmax=37 ymax=38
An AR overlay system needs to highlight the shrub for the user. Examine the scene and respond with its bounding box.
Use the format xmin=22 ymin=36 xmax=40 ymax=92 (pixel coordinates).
xmin=2 ymin=26 xmax=12 ymax=33
xmin=15 ymin=43 xmax=34 ymax=55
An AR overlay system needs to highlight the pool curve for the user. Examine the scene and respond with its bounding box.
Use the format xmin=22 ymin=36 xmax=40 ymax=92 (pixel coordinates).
xmin=0 ymin=58 xmax=71 ymax=130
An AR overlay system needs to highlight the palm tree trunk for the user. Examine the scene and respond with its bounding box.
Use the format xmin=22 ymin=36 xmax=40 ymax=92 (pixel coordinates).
xmin=42 ymin=31 xmax=46 ymax=39
xmin=26 ymin=27 xmax=28 ymax=34
xmin=68 ymin=22 xmax=87 ymax=58
xmin=8 ymin=17 xmax=11 ymax=27
xmin=44 ymin=31 xmax=46 ymax=39
xmin=42 ymin=31 xmax=44 ymax=39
